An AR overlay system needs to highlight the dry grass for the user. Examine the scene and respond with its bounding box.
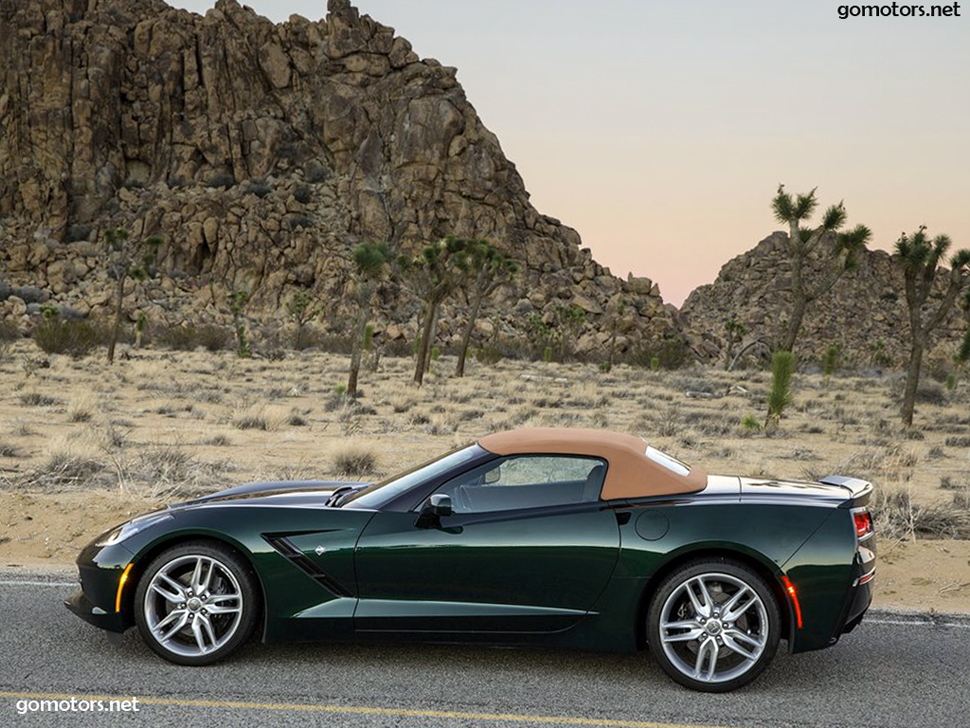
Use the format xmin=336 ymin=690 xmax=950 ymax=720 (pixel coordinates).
xmin=2 ymin=339 xmax=970 ymax=540
xmin=332 ymin=444 xmax=380 ymax=477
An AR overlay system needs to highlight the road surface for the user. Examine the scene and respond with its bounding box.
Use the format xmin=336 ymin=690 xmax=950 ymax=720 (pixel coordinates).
xmin=1 ymin=569 xmax=967 ymax=727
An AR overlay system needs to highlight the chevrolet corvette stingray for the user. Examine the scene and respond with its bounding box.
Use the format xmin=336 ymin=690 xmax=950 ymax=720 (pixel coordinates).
xmin=66 ymin=428 xmax=875 ymax=692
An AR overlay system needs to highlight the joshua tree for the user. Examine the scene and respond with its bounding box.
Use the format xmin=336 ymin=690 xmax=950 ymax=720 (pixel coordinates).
xmin=104 ymin=227 xmax=162 ymax=364
xmin=765 ymin=350 xmax=795 ymax=434
xmin=287 ymin=289 xmax=319 ymax=350
xmin=605 ymin=298 xmax=629 ymax=372
xmin=455 ymin=240 xmax=518 ymax=377
xmin=895 ymin=227 xmax=970 ymax=427
xmin=228 ymin=289 xmax=251 ymax=358
xmin=347 ymin=241 xmax=390 ymax=399
xmin=554 ymin=303 xmax=586 ymax=362
xmin=401 ymin=236 xmax=470 ymax=386
xmin=723 ymin=319 xmax=746 ymax=370
xmin=771 ymin=186 xmax=871 ymax=352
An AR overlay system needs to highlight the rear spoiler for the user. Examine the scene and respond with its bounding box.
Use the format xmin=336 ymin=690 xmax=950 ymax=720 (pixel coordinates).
xmin=819 ymin=475 xmax=873 ymax=507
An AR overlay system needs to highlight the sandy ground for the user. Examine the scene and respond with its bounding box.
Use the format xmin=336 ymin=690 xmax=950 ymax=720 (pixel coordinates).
xmin=2 ymin=340 xmax=970 ymax=613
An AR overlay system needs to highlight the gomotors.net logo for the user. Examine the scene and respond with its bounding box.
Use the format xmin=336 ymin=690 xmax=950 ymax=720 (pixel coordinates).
xmin=837 ymin=2 xmax=962 ymax=19
xmin=15 ymin=696 xmax=140 ymax=716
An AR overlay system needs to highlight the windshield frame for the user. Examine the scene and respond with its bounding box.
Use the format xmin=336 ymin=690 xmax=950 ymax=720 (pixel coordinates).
xmin=341 ymin=443 xmax=492 ymax=512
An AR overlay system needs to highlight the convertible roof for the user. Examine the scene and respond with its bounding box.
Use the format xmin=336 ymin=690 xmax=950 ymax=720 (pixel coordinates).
xmin=478 ymin=428 xmax=707 ymax=500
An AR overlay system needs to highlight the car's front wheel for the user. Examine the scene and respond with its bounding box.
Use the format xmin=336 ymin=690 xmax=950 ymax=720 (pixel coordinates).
xmin=647 ymin=558 xmax=781 ymax=692
xmin=133 ymin=541 xmax=258 ymax=665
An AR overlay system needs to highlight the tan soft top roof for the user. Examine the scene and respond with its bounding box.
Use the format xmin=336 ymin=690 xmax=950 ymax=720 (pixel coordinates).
xmin=478 ymin=428 xmax=707 ymax=500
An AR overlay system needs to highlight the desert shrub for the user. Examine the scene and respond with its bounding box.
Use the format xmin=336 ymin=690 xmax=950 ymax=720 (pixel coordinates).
xmin=247 ymin=179 xmax=272 ymax=198
xmin=305 ymin=161 xmax=330 ymax=183
xmin=232 ymin=412 xmax=268 ymax=431
xmin=198 ymin=324 xmax=231 ymax=352
xmin=741 ymin=414 xmax=763 ymax=431
xmin=873 ymin=488 xmax=970 ymax=540
xmin=155 ymin=325 xmax=196 ymax=351
xmin=32 ymin=317 xmax=100 ymax=358
xmin=822 ymin=344 xmax=840 ymax=377
xmin=642 ymin=404 xmax=683 ymax=438
xmin=66 ymin=224 xmax=93 ymax=242
xmin=0 ymin=320 xmax=19 ymax=359
xmin=207 ymin=172 xmax=235 ymax=189
xmin=20 ymin=392 xmax=60 ymax=406
xmin=156 ymin=324 xmax=229 ymax=352
xmin=0 ymin=442 xmax=21 ymax=458
xmin=333 ymin=445 xmax=378 ymax=477
xmin=628 ymin=336 xmax=690 ymax=370
xmin=945 ymin=436 xmax=970 ymax=447
xmin=23 ymin=449 xmax=106 ymax=490
xmin=293 ymin=185 xmax=312 ymax=204
xmin=474 ymin=346 xmax=502 ymax=365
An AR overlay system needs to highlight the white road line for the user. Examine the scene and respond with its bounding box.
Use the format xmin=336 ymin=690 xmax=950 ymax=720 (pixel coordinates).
xmin=0 ymin=580 xmax=76 ymax=587
xmin=866 ymin=618 xmax=970 ymax=629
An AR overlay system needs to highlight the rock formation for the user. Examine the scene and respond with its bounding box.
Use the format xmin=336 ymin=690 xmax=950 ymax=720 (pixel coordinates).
xmin=0 ymin=0 xmax=677 ymax=355
xmin=682 ymin=232 xmax=967 ymax=368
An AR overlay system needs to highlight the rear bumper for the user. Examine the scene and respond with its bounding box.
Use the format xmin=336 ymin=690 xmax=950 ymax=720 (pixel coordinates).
xmin=840 ymin=542 xmax=875 ymax=634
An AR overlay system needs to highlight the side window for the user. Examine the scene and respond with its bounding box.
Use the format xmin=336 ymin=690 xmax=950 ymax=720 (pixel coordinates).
xmin=436 ymin=455 xmax=607 ymax=514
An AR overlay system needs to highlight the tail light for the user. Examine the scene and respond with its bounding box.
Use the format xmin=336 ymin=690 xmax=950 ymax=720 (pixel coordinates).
xmin=853 ymin=509 xmax=873 ymax=539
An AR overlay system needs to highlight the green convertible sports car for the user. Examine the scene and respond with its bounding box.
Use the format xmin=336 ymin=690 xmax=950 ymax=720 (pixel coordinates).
xmin=66 ymin=428 xmax=876 ymax=692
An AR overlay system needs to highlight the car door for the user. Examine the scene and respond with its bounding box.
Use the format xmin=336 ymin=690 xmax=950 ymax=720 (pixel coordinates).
xmin=353 ymin=455 xmax=620 ymax=634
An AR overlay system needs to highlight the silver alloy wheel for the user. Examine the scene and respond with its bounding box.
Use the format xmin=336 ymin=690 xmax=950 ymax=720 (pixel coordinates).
xmin=143 ymin=554 xmax=244 ymax=658
xmin=658 ymin=572 xmax=769 ymax=684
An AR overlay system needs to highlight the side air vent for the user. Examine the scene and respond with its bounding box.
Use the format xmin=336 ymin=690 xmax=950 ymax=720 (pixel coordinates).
xmin=264 ymin=535 xmax=353 ymax=597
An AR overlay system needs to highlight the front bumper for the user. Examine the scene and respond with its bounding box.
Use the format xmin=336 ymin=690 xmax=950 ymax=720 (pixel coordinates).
xmin=63 ymin=540 xmax=136 ymax=634
xmin=64 ymin=589 xmax=127 ymax=633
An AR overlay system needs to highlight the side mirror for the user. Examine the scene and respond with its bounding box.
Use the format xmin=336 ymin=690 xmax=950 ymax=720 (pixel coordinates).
xmin=416 ymin=494 xmax=452 ymax=528
xmin=427 ymin=493 xmax=453 ymax=517
xmin=483 ymin=468 xmax=500 ymax=485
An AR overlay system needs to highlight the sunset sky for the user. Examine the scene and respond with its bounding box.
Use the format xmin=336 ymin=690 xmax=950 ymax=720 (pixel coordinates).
xmin=172 ymin=0 xmax=969 ymax=306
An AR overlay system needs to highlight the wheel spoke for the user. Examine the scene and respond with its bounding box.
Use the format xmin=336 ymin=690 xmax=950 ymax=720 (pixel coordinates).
xmin=662 ymin=627 xmax=704 ymax=643
xmin=153 ymin=608 xmax=185 ymax=634
xmin=723 ymin=590 xmax=758 ymax=622
xmin=191 ymin=617 xmax=208 ymax=653
xmin=200 ymin=559 xmax=214 ymax=593
xmin=206 ymin=593 xmax=240 ymax=604
xmin=150 ymin=582 xmax=182 ymax=603
xmin=190 ymin=558 xmax=204 ymax=594
xmin=727 ymin=628 xmax=765 ymax=649
xmin=157 ymin=572 xmax=187 ymax=599
xmin=722 ymin=632 xmax=758 ymax=661
xmin=157 ymin=611 xmax=189 ymax=642
xmin=206 ymin=604 xmax=241 ymax=615
xmin=694 ymin=637 xmax=719 ymax=681
xmin=686 ymin=578 xmax=713 ymax=618
xmin=198 ymin=614 xmax=218 ymax=648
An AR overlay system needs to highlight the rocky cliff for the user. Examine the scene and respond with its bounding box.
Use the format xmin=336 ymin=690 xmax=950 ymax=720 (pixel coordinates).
xmin=682 ymin=232 xmax=967 ymax=368
xmin=0 ymin=0 xmax=677 ymax=355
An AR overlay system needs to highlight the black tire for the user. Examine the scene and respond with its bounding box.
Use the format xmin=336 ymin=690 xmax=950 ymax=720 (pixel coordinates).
xmin=133 ymin=540 xmax=259 ymax=666
xmin=647 ymin=557 xmax=781 ymax=692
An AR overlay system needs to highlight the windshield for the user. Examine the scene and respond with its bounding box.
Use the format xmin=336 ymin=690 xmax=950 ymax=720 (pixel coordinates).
xmin=342 ymin=444 xmax=484 ymax=510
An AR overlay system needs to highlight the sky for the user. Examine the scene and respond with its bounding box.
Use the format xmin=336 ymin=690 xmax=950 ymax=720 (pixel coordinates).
xmin=170 ymin=0 xmax=969 ymax=306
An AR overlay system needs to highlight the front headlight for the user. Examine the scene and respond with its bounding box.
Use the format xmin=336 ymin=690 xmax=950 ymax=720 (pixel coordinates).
xmin=95 ymin=512 xmax=173 ymax=547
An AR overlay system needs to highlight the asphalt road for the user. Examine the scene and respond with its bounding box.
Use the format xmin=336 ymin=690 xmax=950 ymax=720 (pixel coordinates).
xmin=1 ymin=569 xmax=968 ymax=728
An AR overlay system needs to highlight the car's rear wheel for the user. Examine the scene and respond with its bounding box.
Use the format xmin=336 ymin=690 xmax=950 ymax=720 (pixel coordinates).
xmin=133 ymin=541 xmax=258 ymax=665
xmin=647 ymin=558 xmax=780 ymax=692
